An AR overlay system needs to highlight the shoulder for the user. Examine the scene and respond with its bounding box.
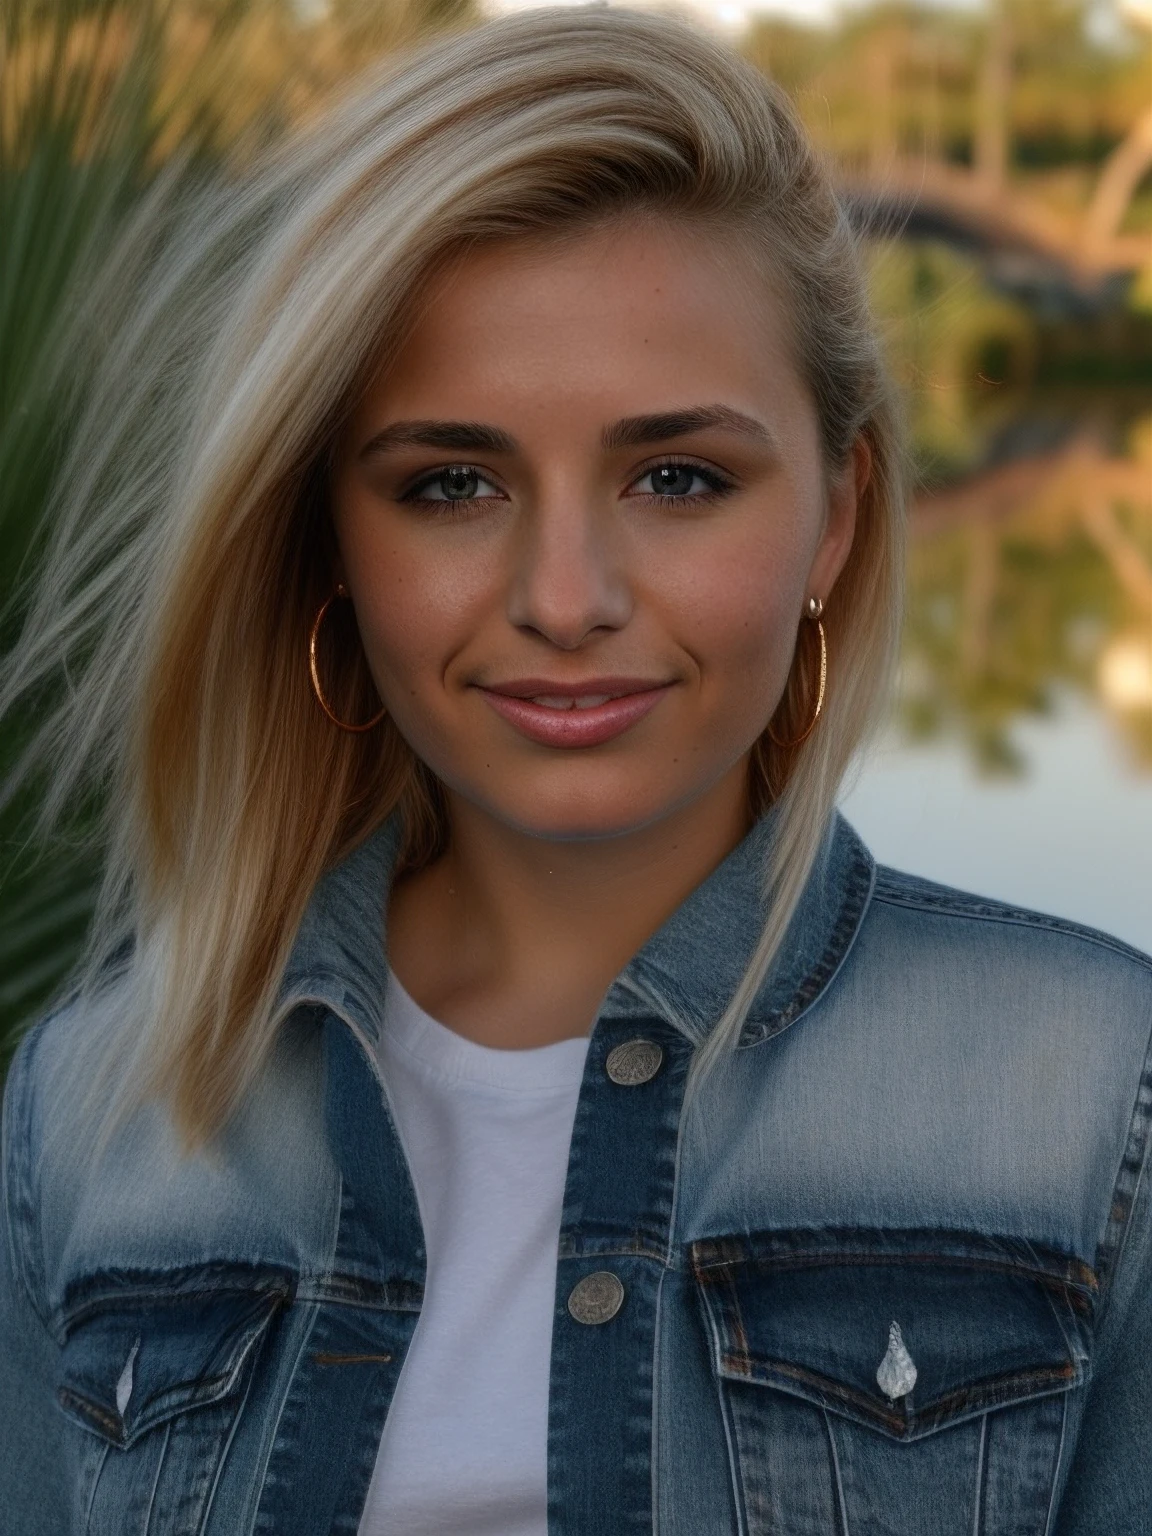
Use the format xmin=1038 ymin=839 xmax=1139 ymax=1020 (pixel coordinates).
xmin=870 ymin=861 xmax=1152 ymax=975
xmin=788 ymin=849 xmax=1152 ymax=1252
xmin=1 ymin=998 xmax=96 ymax=1328
xmin=851 ymin=861 xmax=1152 ymax=1301
xmin=848 ymin=860 xmax=1152 ymax=1097
xmin=3 ymin=992 xmax=132 ymax=1327
xmin=857 ymin=860 xmax=1152 ymax=1025
xmin=2 ymin=990 xmax=340 ymax=1333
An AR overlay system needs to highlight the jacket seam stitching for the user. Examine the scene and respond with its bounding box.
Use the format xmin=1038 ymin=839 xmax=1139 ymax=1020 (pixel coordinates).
xmin=870 ymin=888 xmax=1152 ymax=973
xmin=653 ymin=1035 xmax=694 ymax=1525
xmin=83 ymin=1441 xmax=110 ymax=1529
xmin=201 ymin=1338 xmax=260 ymax=1532
xmin=249 ymin=1300 xmax=321 ymax=1529
xmin=142 ymin=1419 xmax=171 ymax=1530
xmin=649 ymin=1263 xmax=668 ymax=1536
xmin=1091 ymin=1019 xmax=1152 ymax=1316
xmin=691 ymin=1245 xmax=1097 ymax=1294
xmin=741 ymin=837 xmax=877 ymax=1041
xmin=696 ymin=1280 xmax=749 ymax=1536
xmin=2 ymin=1021 xmax=52 ymax=1326
xmin=249 ymin=1013 xmax=342 ymax=1529
xmin=823 ymin=1408 xmax=850 ymax=1536
xmin=971 ymin=1413 xmax=986 ymax=1536
xmin=1042 ymin=1393 xmax=1068 ymax=1536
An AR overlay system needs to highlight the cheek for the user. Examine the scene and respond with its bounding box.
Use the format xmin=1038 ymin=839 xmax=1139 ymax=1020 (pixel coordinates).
xmin=340 ymin=520 xmax=495 ymax=705
xmin=659 ymin=528 xmax=807 ymax=711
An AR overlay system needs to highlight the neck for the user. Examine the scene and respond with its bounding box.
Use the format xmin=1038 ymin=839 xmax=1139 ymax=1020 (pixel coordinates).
xmin=386 ymin=762 xmax=753 ymax=1048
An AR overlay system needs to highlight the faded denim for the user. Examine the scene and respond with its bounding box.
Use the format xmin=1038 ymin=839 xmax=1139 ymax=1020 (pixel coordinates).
xmin=2 ymin=809 xmax=1151 ymax=1534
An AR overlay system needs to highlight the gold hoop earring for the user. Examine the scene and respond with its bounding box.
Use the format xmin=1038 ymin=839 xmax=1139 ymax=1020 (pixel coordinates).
xmin=767 ymin=595 xmax=827 ymax=749
xmin=309 ymin=583 xmax=386 ymax=733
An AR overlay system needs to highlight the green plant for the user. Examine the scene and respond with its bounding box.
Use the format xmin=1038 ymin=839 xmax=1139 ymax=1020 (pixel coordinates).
xmin=0 ymin=0 xmax=178 ymax=1074
xmin=0 ymin=0 xmax=477 ymax=1077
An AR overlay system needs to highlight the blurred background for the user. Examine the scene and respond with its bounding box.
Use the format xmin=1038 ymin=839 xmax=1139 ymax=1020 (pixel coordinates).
xmin=1 ymin=0 xmax=1150 ymax=1072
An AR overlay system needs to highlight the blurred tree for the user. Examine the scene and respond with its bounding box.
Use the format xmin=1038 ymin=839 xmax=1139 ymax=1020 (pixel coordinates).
xmin=974 ymin=0 xmax=1010 ymax=191
xmin=903 ymin=425 xmax=1152 ymax=773
xmin=867 ymin=238 xmax=1038 ymax=481
xmin=744 ymin=0 xmax=1152 ymax=190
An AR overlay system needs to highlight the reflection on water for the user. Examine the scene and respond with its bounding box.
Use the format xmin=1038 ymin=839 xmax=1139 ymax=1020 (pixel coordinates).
xmin=842 ymin=701 xmax=1152 ymax=954
xmin=842 ymin=390 xmax=1152 ymax=952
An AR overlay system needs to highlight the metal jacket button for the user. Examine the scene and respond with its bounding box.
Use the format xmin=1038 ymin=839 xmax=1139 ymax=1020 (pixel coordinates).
xmin=605 ymin=1039 xmax=663 ymax=1086
xmin=567 ymin=1271 xmax=625 ymax=1325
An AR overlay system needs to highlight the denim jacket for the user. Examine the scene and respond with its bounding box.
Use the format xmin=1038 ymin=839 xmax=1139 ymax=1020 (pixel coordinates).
xmin=3 ymin=809 xmax=1152 ymax=1536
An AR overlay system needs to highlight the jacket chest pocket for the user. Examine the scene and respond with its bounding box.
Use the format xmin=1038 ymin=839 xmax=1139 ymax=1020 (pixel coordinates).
xmin=690 ymin=1228 xmax=1096 ymax=1536
xmin=55 ymin=1269 xmax=292 ymax=1536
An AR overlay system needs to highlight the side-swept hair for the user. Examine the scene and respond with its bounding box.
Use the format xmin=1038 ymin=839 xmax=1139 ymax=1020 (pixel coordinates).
xmin=3 ymin=4 xmax=905 ymax=1144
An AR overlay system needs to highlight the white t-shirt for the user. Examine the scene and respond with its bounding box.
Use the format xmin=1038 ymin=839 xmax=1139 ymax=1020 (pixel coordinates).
xmin=358 ymin=972 xmax=590 ymax=1536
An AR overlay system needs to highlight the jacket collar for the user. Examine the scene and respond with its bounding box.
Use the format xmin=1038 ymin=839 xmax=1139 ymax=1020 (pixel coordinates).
xmin=276 ymin=806 xmax=875 ymax=1054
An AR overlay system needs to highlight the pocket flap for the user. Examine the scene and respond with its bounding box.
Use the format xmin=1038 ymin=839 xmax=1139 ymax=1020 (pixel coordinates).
xmin=690 ymin=1228 xmax=1095 ymax=1442
xmin=57 ymin=1268 xmax=293 ymax=1449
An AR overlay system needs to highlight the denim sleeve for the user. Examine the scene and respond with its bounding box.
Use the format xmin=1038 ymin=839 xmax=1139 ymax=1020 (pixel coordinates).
xmin=1054 ymin=1123 xmax=1152 ymax=1532
xmin=0 ymin=1028 xmax=72 ymax=1534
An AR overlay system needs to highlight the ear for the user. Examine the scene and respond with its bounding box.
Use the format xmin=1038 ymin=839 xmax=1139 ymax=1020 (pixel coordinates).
xmin=319 ymin=505 xmax=348 ymax=590
xmin=807 ymin=432 xmax=871 ymax=603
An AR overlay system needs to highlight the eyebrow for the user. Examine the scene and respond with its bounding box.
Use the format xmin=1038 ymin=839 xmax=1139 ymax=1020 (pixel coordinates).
xmin=359 ymin=420 xmax=516 ymax=457
xmin=357 ymin=404 xmax=775 ymax=460
xmin=602 ymin=405 xmax=775 ymax=452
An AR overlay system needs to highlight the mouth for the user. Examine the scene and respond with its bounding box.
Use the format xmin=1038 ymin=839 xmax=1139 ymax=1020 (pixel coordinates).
xmin=476 ymin=677 xmax=674 ymax=749
xmin=517 ymin=693 xmax=620 ymax=711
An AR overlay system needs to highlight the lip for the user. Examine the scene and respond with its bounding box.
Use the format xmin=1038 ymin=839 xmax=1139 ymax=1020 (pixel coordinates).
xmin=476 ymin=678 xmax=674 ymax=749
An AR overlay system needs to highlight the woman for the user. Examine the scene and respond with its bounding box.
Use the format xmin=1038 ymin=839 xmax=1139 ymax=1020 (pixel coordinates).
xmin=1 ymin=8 xmax=1149 ymax=1533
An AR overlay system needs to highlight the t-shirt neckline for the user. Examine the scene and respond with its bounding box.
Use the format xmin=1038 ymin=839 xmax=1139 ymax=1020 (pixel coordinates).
xmin=381 ymin=971 xmax=591 ymax=1094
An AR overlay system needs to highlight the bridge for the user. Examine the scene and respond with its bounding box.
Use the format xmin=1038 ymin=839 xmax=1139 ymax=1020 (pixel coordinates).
xmin=837 ymin=104 xmax=1152 ymax=304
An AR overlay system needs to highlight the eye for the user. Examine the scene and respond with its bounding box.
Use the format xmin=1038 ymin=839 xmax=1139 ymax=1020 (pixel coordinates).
xmin=401 ymin=465 xmax=506 ymax=505
xmin=627 ymin=461 xmax=732 ymax=501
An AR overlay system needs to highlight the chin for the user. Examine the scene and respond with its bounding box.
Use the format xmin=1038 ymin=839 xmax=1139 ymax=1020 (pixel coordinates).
xmin=469 ymin=768 xmax=699 ymax=844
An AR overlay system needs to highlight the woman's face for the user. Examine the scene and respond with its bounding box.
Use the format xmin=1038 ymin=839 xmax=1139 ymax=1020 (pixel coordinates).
xmin=331 ymin=220 xmax=862 ymax=841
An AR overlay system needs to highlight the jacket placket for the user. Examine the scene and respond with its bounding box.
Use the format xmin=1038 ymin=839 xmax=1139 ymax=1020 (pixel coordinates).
xmin=547 ymin=1012 xmax=693 ymax=1533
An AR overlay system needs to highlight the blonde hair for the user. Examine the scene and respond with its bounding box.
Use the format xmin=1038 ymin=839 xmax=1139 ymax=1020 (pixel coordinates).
xmin=3 ymin=4 xmax=905 ymax=1144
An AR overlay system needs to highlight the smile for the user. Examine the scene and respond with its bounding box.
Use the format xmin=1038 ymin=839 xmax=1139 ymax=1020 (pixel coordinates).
xmin=477 ymin=679 xmax=674 ymax=748
xmin=528 ymin=695 xmax=614 ymax=710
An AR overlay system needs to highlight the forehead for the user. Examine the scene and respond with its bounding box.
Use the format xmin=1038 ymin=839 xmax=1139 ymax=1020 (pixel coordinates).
xmin=359 ymin=219 xmax=809 ymax=432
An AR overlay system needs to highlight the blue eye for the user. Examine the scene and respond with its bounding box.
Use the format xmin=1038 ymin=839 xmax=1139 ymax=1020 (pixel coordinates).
xmin=403 ymin=466 xmax=504 ymax=503
xmin=631 ymin=462 xmax=731 ymax=500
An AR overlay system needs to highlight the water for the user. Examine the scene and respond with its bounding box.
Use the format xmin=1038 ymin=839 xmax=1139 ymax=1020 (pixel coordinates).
xmin=839 ymin=391 xmax=1152 ymax=957
xmin=841 ymin=699 xmax=1152 ymax=954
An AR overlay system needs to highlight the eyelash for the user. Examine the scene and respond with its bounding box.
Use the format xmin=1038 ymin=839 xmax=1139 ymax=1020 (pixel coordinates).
xmin=631 ymin=460 xmax=735 ymax=505
xmin=399 ymin=468 xmax=505 ymax=509
xmin=398 ymin=458 xmax=736 ymax=510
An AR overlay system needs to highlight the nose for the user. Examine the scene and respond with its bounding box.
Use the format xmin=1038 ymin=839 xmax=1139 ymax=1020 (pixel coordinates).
xmin=505 ymin=492 xmax=632 ymax=649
